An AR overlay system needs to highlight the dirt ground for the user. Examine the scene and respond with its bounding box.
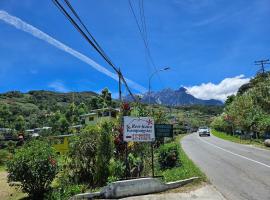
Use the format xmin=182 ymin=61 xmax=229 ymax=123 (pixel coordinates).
xmin=0 ymin=170 xmax=26 ymax=200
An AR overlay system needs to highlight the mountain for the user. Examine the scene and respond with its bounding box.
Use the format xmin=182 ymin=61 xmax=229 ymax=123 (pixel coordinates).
xmin=128 ymin=87 xmax=223 ymax=106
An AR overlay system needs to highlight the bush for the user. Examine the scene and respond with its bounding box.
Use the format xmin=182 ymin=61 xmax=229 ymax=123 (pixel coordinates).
xmin=7 ymin=140 xmax=58 ymax=199
xmin=158 ymin=142 xmax=180 ymax=169
xmin=45 ymin=184 xmax=86 ymax=200
xmin=0 ymin=149 xmax=10 ymax=165
xmin=108 ymin=158 xmax=125 ymax=180
xmin=95 ymin=121 xmax=114 ymax=186
xmin=67 ymin=125 xmax=100 ymax=185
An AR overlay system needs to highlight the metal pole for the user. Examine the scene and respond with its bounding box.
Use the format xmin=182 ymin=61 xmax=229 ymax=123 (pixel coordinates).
xmin=151 ymin=142 xmax=154 ymax=177
xmin=147 ymin=67 xmax=170 ymax=178
xmin=125 ymin=142 xmax=128 ymax=179
xmin=119 ymin=70 xmax=122 ymax=101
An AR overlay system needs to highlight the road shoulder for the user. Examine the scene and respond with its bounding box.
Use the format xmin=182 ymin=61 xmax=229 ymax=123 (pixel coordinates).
xmin=122 ymin=184 xmax=226 ymax=200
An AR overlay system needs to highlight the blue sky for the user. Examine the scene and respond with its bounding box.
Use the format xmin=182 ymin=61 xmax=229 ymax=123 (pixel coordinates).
xmin=0 ymin=0 xmax=270 ymax=100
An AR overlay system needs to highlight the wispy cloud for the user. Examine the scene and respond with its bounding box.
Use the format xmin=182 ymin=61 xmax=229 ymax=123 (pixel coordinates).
xmin=186 ymin=75 xmax=250 ymax=102
xmin=192 ymin=14 xmax=225 ymax=27
xmin=0 ymin=10 xmax=147 ymax=93
xmin=48 ymin=80 xmax=69 ymax=92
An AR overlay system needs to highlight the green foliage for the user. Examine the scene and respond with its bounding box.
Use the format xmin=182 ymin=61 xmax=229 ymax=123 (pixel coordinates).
xmin=45 ymin=184 xmax=86 ymax=200
xmin=7 ymin=140 xmax=58 ymax=198
xmin=157 ymin=136 xmax=206 ymax=182
xmin=158 ymin=142 xmax=180 ymax=169
xmin=108 ymin=158 xmax=125 ymax=180
xmin=215 ymin=72 xmax=270 ymax=138
xmin=0 ymin=90 xmax=100 ymax=131
xmin=100 ymin=88 xmax=112 ymax=108
xmin=67 ymin=121 xmax=115 ymax=186
xmin=7 ymin=140 xmax=16 ymax=153
xmin=95 ymin=121 xmax=114 ymax=185
xmin=210 ymin=114 xmax=232 ymax=133
xmin=14 ymin=115 xmax=25 ymax=131
xmin=0 ymin=149 xmax=10 ymax=165
xmin=224 ymin=95 xmax=235 ymax=107
xmin=68 ymin=125 xmax=100 ymax=185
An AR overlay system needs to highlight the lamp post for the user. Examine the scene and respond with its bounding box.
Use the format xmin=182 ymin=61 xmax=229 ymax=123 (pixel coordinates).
xmin=148 ymin=67 xmax=170 ymax=178
xmin=148 ymin=67 xmax=170 ymax=104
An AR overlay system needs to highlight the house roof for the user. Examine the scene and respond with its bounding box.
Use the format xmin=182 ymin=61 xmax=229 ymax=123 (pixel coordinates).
xmin=80 ymin=112 xmax=97 ymax=117
xmin=80 ymin=107 xmax=120 ymax=117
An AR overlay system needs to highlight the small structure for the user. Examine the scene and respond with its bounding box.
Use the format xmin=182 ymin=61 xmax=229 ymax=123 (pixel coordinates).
xmin=26 ymin=127 xmax=52 ymax=137
xmin=80 ymin=108 xmax=120 ymax=125
xmin=50 ymin=134 xmax=74 ymax=154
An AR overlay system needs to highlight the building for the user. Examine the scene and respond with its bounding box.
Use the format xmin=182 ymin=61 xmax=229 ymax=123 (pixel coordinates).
xmin=80 ymin=107 xmax=120 ymax=125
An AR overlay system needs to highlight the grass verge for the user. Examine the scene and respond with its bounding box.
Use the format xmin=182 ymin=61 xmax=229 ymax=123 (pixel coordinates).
xmin=156 ymin=135 xmax=207 ymax=184
xmin=211 ymin=129 xmax=269 ymax=150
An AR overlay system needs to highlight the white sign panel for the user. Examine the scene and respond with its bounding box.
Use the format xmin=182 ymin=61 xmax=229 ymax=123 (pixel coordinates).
xmin=123 ymin=116 xmax=155 ymax=142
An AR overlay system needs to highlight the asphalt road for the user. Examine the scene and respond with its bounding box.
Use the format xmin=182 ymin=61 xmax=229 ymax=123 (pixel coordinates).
xmin=181 ymin=133 xmax=270 ymax=200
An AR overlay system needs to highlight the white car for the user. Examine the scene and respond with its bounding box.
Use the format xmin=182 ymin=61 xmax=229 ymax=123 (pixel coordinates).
xmin=198 ymin=127 xmax=210 ymax=137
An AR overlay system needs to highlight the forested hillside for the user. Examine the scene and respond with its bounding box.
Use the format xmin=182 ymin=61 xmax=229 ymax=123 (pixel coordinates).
xmin=0 ymin=89 xmax=116 ymax=133
xmin=211 ymin=72 xmax=270 ymax=138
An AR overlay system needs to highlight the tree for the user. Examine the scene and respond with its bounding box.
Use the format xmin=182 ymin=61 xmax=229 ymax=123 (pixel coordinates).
xmin=14 ymin=115 xmax=25 ymax=132
xmin=78 ymin=103 xmax=87 ymax=115
xmin=58 ymin=117 xmax=69 ymax=133
xmin=99 ymin=88 xmax=112 ymax=108
xmin=7 ymin=140 xmax=58 ymax=199
xmin=0 ymin=104 xmax=11 ymax=127
xmin=68 ymin=125 xmax=100 ymax=185
xmin=65 ymin=103 xmax=79 ymax=125
xmin=95 ymin=121 xmax=114 ymax=185
xmin=225 ymin=95 xmax=235 ymax=107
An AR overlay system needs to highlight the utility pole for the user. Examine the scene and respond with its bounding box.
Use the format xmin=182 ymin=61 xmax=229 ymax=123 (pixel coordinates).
xmin=118 ymin=69 xmax=122 ymax=101
xmin=255 ymin=59 xmax=270 ymax=74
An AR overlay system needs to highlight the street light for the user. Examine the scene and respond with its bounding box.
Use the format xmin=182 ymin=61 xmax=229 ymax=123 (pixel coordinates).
xmin=148 ymin=67 xmax=170 ymax=104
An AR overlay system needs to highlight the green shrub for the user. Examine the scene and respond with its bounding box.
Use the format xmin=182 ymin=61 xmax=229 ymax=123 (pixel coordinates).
xmin=95 ymin=121 xmax=114 ymax=186
xmin=158 ymin=142 xmax=180 ymax=169
xmin=7 ymin=140 xmax=58 ymax=199
xmin=7 ymin=140 xmax=16 ymax=153
xmin=45 ymin=184 xmax=86 ymax=200
xmin=0 ymin=149 xmax=10 ymax=165
xmin=67 ymin=125 xmax=100 ymax=185
xmin=109 ymin=158 xmax=125 ymax=180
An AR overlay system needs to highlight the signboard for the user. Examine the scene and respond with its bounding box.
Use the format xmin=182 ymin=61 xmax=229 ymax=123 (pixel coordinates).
xmin=155 ymin=124 xmax=173 ymax=138
xmin=123 ymin=116 xmax=155 ymax=142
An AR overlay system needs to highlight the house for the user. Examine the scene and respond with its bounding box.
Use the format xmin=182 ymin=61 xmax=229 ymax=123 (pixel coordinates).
xmin=80 ymin=107 xmax=120 ymax=125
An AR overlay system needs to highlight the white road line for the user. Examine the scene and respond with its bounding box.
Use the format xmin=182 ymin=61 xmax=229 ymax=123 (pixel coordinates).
xmin=198 ymin=137 xmax=270 ymax=169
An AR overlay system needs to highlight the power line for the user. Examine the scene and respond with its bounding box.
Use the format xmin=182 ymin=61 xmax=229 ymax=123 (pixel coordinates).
xmin=255 ymin=59 xmax=270 ymax=74
xmin=52 ymin=0 xmax=118 ymax=72
xmin=62 ymin=0 xmax=111 ymax=64
xmin=128 ymin=0 xmax=165 ymax=88
xmin=52 ymin=0 xmax=137 ymax=101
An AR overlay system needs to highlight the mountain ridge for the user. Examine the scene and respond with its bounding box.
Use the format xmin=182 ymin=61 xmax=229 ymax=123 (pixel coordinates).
xmin=127 ymin=87 xmax=223 ymax=106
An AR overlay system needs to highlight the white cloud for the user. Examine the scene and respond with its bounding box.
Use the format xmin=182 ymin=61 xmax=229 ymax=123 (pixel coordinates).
xmin=48 ymin=81 xmax=69 ymax=93
xmin=186 ymin=75 xmax=250 ymax=102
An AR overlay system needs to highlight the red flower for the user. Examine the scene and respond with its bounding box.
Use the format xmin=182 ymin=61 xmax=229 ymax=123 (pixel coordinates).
xmin=122 ymin=102 xmax=130 ymax=111
xmin=48 ymin=157 xmax=57 ymax=167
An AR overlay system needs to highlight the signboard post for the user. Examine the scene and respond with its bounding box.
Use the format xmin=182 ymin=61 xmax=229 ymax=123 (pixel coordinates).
xmin=123 ymin=116 xmax=155 ymax=177
xmin=123 ymin=117 xmax=155 ymax=142
xmin=155 ymin=124 xmax=173 ymax=138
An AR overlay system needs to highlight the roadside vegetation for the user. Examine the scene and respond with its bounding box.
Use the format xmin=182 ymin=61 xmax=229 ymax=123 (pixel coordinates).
xmin=0 ymin=88 xmax=219 ymax=199
xmin=156 ymin=135 xmax=206 ymax=183
xmin=211 ymin=129 xmax=268 ymax=149
xmin=211 ymin=72 xmax=270 ymax=148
